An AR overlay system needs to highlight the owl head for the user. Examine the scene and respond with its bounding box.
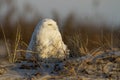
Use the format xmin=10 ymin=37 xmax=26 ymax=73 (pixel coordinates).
xmin=41 ymin=19 xmax=58 ymax=30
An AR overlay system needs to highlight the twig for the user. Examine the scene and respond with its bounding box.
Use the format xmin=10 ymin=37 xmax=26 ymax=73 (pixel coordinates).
xmin=0 ymin=24 xmax=11 ymax=62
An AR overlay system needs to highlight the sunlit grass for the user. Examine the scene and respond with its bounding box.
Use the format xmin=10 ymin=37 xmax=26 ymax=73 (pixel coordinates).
xmin=0 ymin=24 xmax=11 ymax=62
xmin=0 ymin=13 xmax=120 ymax=63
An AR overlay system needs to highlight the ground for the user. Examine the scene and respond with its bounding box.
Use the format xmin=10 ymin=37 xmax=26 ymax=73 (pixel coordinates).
xmin=0 ymin=49 xmax=120 ymax=80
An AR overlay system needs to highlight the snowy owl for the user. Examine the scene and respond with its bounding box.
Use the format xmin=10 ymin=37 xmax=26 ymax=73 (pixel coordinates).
xmin=26 ymin=19 xmax=69 ymax=62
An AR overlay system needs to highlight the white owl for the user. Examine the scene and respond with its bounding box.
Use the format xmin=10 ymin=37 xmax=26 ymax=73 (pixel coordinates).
xmin=26 ymin=19 xmax=69 ymax=62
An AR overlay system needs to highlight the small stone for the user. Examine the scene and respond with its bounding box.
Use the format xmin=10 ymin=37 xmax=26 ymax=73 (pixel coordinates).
xmin=0 ymin=67 xmax=7 ymax=75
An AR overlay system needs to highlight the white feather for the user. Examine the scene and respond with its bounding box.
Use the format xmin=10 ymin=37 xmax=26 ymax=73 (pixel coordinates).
xmin=26 ymin=19 xmax=69 ymax=62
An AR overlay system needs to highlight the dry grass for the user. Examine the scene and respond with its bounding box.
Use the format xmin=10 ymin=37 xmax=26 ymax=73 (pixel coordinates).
xmin=12 ymin=23 xmax=21 ymax=62
xmin=1 ymin=23 xmax=27 ymax=63
xmin=0 ymin=24 xmax=11 ymax=62
xmin=1 ymin=17 xmax=120 ymax=63
xmin=62 ymin=21 xmax=120 ymax=57
xmin=0 ymin=9 xmax=120 ymax=63
xmin=64 ymin=32 xmax=89 ymax=57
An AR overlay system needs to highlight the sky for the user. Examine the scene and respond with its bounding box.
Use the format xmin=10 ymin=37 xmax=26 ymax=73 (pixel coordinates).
xmin=0 ymin=0 xmax=120 ymax=25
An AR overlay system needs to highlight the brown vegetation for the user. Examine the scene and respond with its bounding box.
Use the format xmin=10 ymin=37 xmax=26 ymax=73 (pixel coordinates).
xmin=1 ymin=12 xmax=120 ymax=62
xmin=0 ymin=0 xmax=120 ymax=62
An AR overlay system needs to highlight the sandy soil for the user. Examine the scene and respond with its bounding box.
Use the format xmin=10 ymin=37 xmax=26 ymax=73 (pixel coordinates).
xmin=0 ymin=50 xmax=120 ymax=80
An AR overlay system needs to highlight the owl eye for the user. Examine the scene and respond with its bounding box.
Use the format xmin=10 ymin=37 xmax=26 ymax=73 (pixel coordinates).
xmin=48 ymin=24 xmax=53 ymax=26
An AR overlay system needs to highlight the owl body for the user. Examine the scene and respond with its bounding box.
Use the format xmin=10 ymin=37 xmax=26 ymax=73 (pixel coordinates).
xmin=26 ymin=19 xmax=69 ymax=62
